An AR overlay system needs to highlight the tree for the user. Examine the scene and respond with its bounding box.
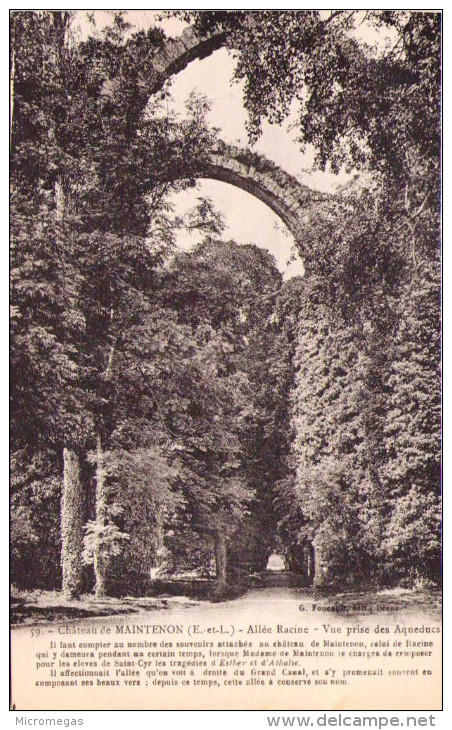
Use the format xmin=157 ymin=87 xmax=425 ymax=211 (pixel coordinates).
xmin=10 ymin=10 xmax=224 ymax=597
xmin=381 ymin=270 xmax=441 ymax=584
xmin=11 ymin=449 xmax=62 ymax=588
xmin=174 ymin=11 xmax=440 ymax=175
xmin=10 ymin=10 xmax=93 ymax=597
xmin=161 ymin=239 xmax=293 ymax=583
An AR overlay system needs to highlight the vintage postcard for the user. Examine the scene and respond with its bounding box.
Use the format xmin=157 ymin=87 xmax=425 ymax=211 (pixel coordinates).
xmin=10 ymin=9 xmax=442 ymax=711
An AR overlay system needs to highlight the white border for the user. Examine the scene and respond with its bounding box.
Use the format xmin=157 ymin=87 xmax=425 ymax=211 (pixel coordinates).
xmin=4 ymin=4 xmax=448 ymax=728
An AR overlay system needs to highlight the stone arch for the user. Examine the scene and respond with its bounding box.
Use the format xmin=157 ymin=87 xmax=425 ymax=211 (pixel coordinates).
xmin=139 ymin=28 xmax=330 ymax=253
xmin=159 ymin=141 xmax=328 ymax=250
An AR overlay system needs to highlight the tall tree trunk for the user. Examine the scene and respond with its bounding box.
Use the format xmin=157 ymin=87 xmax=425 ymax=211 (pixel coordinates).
xmin=312 ymin=540 xmax=325 ymax=588
xmin=54 ymin=100 xmax=87 ymax=598
xmin=57 ymin=177 xmax=85 ymax=598
xmin=94 ymin=433 xmax=108 ymax=598
xmin=214 ymin=531 xmax=228 ymax=586
xmin=61 ymin=448 xmax=84 ymax=598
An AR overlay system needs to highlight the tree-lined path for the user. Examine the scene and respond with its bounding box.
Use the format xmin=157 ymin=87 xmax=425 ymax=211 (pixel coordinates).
xmin=11 ymin=11 xmax=441 ymax=606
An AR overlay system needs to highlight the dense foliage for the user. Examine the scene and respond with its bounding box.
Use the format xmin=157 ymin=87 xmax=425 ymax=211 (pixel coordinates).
xmin=11 ymin=10 xmax=441 ymax=596
xmin=173 ymin=9 xmax=441 ymax=586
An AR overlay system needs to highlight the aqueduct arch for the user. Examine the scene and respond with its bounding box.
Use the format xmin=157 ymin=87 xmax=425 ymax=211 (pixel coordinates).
xmin=137 ymin=25 xmax=330 ymax=251
xmin=99 ymin=23 xmax=329 ymax=253
xmin=158 ymin=141 xmax=328 ymax=250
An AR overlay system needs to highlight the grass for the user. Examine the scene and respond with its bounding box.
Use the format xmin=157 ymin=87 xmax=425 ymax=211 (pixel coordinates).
xmin=10 ymin=587 xmax=200 ymax=626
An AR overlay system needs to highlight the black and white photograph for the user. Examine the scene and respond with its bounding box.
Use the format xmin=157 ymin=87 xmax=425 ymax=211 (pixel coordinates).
xmin=9 ymin=8 xmax=442 ymax=712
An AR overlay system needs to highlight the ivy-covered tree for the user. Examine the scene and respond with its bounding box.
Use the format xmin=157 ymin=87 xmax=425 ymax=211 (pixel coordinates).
xmin=381 ymin=270 xmax=441 ymax=584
